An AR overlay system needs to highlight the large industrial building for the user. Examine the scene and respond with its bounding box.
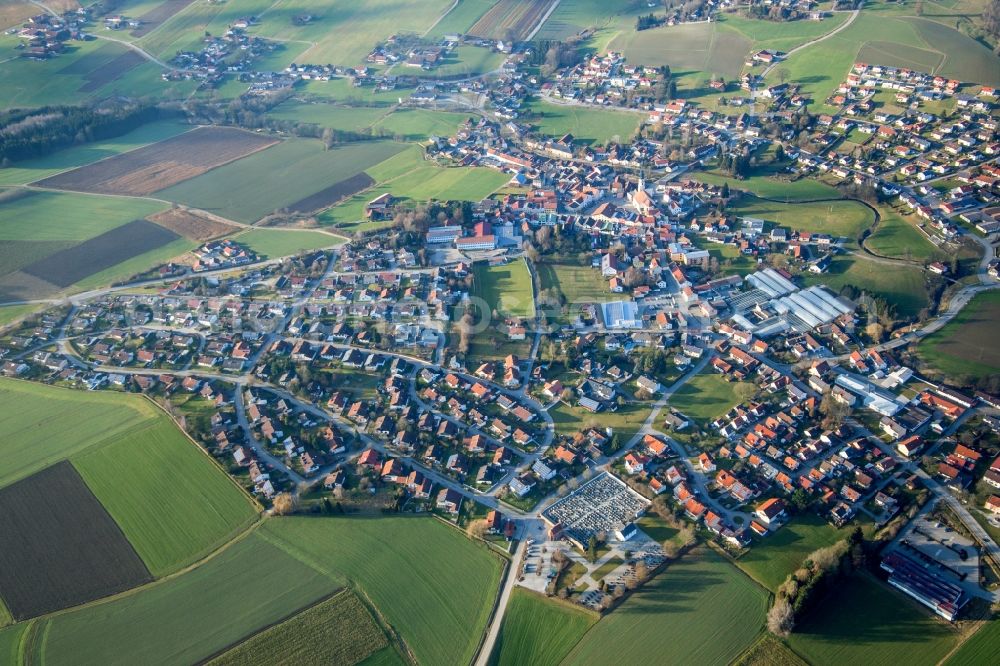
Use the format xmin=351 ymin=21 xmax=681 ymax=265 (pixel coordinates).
xmin=729 ymin=269 xmax=854 ymax=336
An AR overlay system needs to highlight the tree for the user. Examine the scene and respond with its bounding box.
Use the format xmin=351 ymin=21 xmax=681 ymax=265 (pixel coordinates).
xmin=272 ymin=492 xmax=297 ymax=515
xmin=767 ymin=598 xmax=795 ymax=636
xmin=466 ymin=518 xmax=488 ymax=539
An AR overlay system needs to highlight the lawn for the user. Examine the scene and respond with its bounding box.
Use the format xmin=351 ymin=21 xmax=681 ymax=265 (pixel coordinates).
xmin=260 ymin=515 xmax=505 ymax=666
xmin=156 ymin=139 xmax=406 ymax=223
xmin=536 ymin=261 xmax=615 ymax=304
xmin=787 ymin=574 xmax=960 ymax=666
xmin=209 ymin=590 xmax=394 ymax=666
xmin=231 ymin=228 xmax=344 ymax=258
xmin=0 ymin=121 xmax=191 ymax=186
xmin=800 ymin=254 xmax=929 ymax=319
xmin=734 ymin=513 xmax=850 ymax=592
xmin=73 ymin=419 xmax=259 ymax=577
xmin=668 ymin=370 xmax=752 ymax=426
xmin=406 ymin=45 xmax=504 ymax=78
xmin=36 ymin=532 xmax=338 ymax=666
xmin=591 ymin=556 xmax=626 ymax=581
xmin=943 ymin=617 xmax=1000 ymax=665
xmin=473 ymin=259 xmax=535 ymax=318
xmin=550 ymin=400 xmax=653 ymax=443
xmin=489 ymin=588 xmax=597 ymax=666
xmin=636 ymin=511 xmax=681 ymax=545
xmin=917 ymin=290 xmax=1000 ymax=381
xmin=564 ymin=548 xmax=768 ymax=664
xmin=525 ymin=99 xmax=642 ymax=145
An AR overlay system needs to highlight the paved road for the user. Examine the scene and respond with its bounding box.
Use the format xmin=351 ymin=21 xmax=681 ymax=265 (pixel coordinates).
xmin=475 ymin=539 xmax=527 ymax=666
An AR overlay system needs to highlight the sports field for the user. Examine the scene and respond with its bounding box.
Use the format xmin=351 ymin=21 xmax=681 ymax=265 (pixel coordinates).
xmin=536 ymin=261 xmax=615 ymax=304
xmin=525 ymin=99 xmax=642 ymax=145
xmin=490 ymin=589 xmax=597 ymax=666
xmin=734 ymin=514 xmax=847 ymax=592
xmin=787 ymin=574 xmax=959 ymax=666
xmin=209 ymin=590 xmax=394 ymax=666
xmin=473 ymin=259 xmax=536 ymax=318
xmin=563 ymin=548 xmax=768 ymax=664
xmin=73 ymin=419 xmax=258 ymax=577
xmin=35 ymin=533 xmax=337 ymax=666
xmin=917 ymin=290 xmax=1000 ymax=381
xmin=260 ymin=515 xmax=504 ymax=666
xmin=668 ymin=370 xmax=752 ymax=425
xmin=157 ymin=139 xmax=406 ymax=223
xmin=231 ymin=229 xmax=344 ymax=258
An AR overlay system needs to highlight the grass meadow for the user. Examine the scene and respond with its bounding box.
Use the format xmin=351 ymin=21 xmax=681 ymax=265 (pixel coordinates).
xmin=729 ymin=196 xmax=874 ymax=242
xmin=917 ymin=290 xmax=1000 ymax=381
xmin=734 ymin=513 xmax=848 ymax=592
xmin=489 ymin=589 xmax=597 ymax=666
xmin=536 ymin=261 xmax=615 ymax=304
xmin=231 ymin=228 xmax=344 ymax=258
xmin=787 ymin=574 xmax=959 ymax=666
xmin=943 ymin=617 xmax=1000 ymax=665
xmin=563 ymin=548 xmax=768 ymax=665
xmin=800 ymin=255 xmax=929 ymax=318
xmin=525 ymin=99 xmax=643 ymax=145
xmin=668 ymin=370 xmax=752 ymax=425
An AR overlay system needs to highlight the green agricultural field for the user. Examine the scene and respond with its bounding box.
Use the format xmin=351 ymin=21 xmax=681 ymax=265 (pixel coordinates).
xmin=0 ymin=122 xmax=192 ymax=186
xmin=668 ymin=370 xmax=753 ymax=425
xmin=372 ymin=108 xmax=474 ymax=142
xmin=800 ymin=254 xmax=929 ymax=318
xmin=427 ymin=0 xmax=496 ymax=38
xmin=0 ymin=378 xmax=165 ymax=488
xmin=35 ymin=532 xmax=337 ymax=666
xmin=734 ymin=514 xmax=848 ymax=591
xmin=490 ymin=589 xmax=597 ymax=666
xmin=473 ymin=259 xmax=536 ymax=318
xmin=0 ymin=190 xmax=165 ymax=243
xmin=319 ymin=146 xmax=509 ymax=230
xmin=917 ymin=290 xmax=1000 ymax=381
xmin=720 ymin=13 xmax=851 ymax=53
xmin=735 ymin=633 xmax=808 ymax=666
xmin=0 ymin=624 xmax=26 ymax=663
xmin=536 ymin=261 xmax=615 ymax=304
xmin=609 ymin=21 xmax=750 ymax=80
xmin=944 ymin=618 xmax=1000 ymax=665
xmin=729 ymin=196 xmax=874 ymax=242
xmin=156 ymin=139 xmax=406 ymax=223
xmin=232 ymin=229 xmax=344 ymax=258
xmin=260 ymin=515 xmax=504 ymax=666
xmin=73 ymin=419 xmax=258 ymax=577
xmin=269 ymin=101 xmax=393 ymax=132
xmin=866 ymin=208 xmax=940 ymax=261
xmin=525 ymin=99 xmax=643 ymax=145
xmin=564 ymin=548 xmax=768 ymax=665
xmin=0 ymin=304 xmax=39 ymax=326
xmin=787 ymin=574 xmax=959 ymax=666
xmin=209 ymin=590 xmax=395 ymax=666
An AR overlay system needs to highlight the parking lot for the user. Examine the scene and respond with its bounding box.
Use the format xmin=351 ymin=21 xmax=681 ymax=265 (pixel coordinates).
xmin=892 ymin=511 xmax=983 ymax=600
